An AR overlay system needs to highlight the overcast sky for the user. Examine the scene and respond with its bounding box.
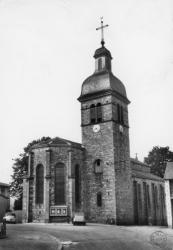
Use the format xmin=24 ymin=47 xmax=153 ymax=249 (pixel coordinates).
xmin=0 ymin=0 xmax=173 ymax=183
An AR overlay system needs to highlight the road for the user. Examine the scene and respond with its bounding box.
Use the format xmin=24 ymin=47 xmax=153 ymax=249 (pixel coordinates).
xmin=1 ymin=223 xmax=173 ymax=250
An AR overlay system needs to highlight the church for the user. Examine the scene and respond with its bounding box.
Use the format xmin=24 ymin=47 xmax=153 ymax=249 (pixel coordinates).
xmin=22 ymin=21 xmax=167 ymax=225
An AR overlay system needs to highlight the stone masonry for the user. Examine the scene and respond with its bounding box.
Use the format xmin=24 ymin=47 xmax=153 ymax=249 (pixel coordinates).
xmin=22 ymin=41 xmax=166 ymax=226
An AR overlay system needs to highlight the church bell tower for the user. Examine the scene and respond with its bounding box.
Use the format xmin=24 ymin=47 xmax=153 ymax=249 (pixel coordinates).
xmin=78 ymin=19 xmax=134 ymax=224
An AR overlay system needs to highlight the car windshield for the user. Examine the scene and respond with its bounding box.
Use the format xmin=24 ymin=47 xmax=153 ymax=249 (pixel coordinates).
xmin=5 ymin=212 xmax=16 ymax=217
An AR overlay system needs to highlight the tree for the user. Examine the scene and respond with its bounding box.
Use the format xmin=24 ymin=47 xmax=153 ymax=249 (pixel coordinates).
xmin=144 ymin=146 xmax=173 ymax=178
xmin=10 ymin=137 xmax=51 ymax=202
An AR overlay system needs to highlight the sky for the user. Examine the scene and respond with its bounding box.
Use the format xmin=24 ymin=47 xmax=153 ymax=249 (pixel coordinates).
xmin=0 ymin=0 xmax=173 ymax=184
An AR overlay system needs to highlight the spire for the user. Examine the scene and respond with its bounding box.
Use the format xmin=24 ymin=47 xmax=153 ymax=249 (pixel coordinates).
xmin=96 ymin=17 xmax=109 ymax=47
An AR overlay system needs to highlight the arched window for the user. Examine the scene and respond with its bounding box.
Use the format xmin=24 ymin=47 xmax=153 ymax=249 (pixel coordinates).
xmin=90 ymin=104 xmax=96 ymax=124
xmin=97 ymin=192 xmax=102 ymax=207
xmin=94 ymin=159 xmax=103 ymax=174
xmin=96 ymin=103 xmax=102 ymax=122
xmin=36 ymin=164 xmax=44 ymax=204
xmin=75 ymin=165 xmax=80 ymax=207
xmin=55 ymin=163 xmax=66 ymax=205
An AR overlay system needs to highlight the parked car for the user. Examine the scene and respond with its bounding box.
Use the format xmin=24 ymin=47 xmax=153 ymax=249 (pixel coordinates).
xmin=72 ymin=213 xmax=86 ymax=226
xmin=3 ymin=212 xmax=16 ymax=224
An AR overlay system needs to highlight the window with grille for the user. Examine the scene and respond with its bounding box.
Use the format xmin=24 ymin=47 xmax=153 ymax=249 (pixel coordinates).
xmin=36 ymin=164 xmax=44 ymax=204
xmin=90 ymin=104 xmax=96 ymax=124
xmin=96 ymin=103 xmax=102 ymax=122
xmin=90 ymin=103 xmax=102 ymax=124
xmin=97 ymin=192 xmax=102 ymax=207
xmin=55 ymin=163 xmax=66 ymax=205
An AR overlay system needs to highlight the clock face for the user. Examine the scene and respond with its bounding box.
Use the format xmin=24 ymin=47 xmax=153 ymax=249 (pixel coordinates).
xmin=93 ymin=124 xmax=100 ymax=133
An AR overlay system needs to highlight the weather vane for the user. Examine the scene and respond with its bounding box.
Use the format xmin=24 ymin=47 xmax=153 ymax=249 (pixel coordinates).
xmin=96 ymin=17 xmax=109 ymax=47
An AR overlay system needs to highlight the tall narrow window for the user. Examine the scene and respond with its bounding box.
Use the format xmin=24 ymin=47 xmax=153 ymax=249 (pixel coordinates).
xmin=117 ymin=104 xmax=121 ymax=123
xmin=98 ymin=58 xmax=102 ymax=70
xmin=152 ymin=183 xmax=157 ymax=225
xmin=96 ymin=103 xmax=102 ymax=122
xmin=36 ymin=164 xmax=44 ymax=204
xmin=133 ymin=181 xmax=139 ymax=224
xmin=55 ymin=163 xmax=66 ymax=205
xmin=106 ymin=57 xmax=111 ymax=71
xmin=160 ymin=185 xmax=165 ymax=225
xmin=117 ymin=104 xmax=124 ymax=125
xmin=137 ymin=183 xmax=142 ymax=210
xmin=170 ymin=180 xmax=173 ymax=197
xmin=143 ymin=182 xmax=148 ymax=224
xmin=137 ymin=183 xmax=142 ymax=224
xmin=120 ymin=106 xmax=124 ymax=125
xmin=75 ymin=164 xmax=80 ymax=207
xmin=147 ymin=184 xmax=151 ymax=210
xmin=97 ymin=192 xmax=102 ymax=207
xmin=155 ymin=186 xmax=158 ymax=208
xmin=90 ymin=104 xmax=96 ymax=124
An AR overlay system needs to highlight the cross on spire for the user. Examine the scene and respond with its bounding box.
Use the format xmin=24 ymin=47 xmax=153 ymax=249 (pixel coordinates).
xmin=96 ymin=17 xmax=109 ymax=47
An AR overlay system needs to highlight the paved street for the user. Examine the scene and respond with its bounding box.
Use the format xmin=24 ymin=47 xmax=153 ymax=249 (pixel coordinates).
xmin=1 ymin=223 xmax=173 ymax=250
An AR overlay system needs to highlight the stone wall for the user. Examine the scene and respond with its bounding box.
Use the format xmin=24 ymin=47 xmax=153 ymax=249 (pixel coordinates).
xmin=132 ymin=177 xmax=166 ymax=226
xmin=23 ymin=144 xmax=84 ymax=223
xmin=81 ymin=93 xmax=133 ymax=224
xmin=82 ymin=121 xmax=116 ymax=222
xmin=112 ymin=96 xmax=133 ymax=225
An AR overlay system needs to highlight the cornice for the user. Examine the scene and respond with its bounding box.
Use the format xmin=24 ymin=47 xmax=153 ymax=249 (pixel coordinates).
xmin=78 ymin=89 xmax=130 ymax=104
xmin=81 ymin=119 xmax=129 ymax=128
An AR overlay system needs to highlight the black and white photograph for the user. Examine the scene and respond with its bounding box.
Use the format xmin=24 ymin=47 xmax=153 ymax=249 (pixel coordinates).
xmin=0 ymin=0 xmax=173 ymax=249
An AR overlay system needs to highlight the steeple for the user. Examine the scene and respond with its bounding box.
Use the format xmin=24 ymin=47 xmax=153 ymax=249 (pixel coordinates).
xmin=78 ymin=19 xmax=129 ymax=104
xmin=79 ymin=20 xmax=133 ymax=225
xmin=95 ymin=18 xmax=112 ymax=73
